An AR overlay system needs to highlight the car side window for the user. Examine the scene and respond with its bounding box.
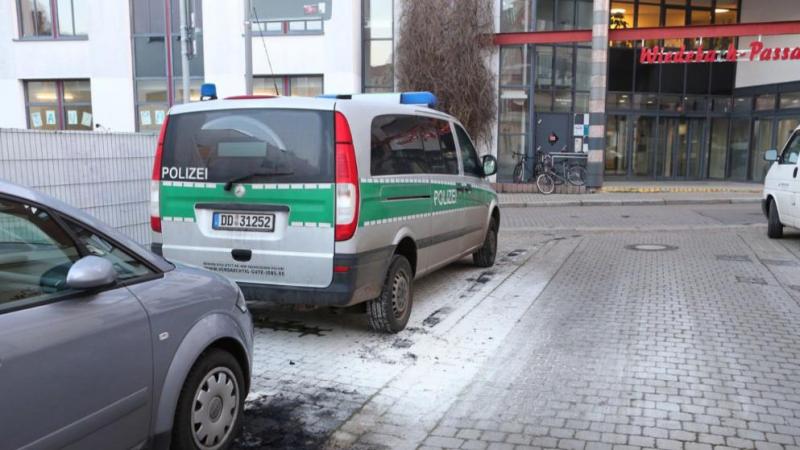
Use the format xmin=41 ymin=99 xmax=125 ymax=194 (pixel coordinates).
xmin=0 ymin=198 xmax=81 ymax=307
xmin=781 ymin=132 xmax=800 ymax=165
xmin=419 ymin=117 xmax=459 ymax=175
xmin=64 ymin=220 xmax=154 ymax=282
xmin=371 ymin=115 xmax=429 ymax=175
xmin=455 ymin=125 xmax=483 ymax=177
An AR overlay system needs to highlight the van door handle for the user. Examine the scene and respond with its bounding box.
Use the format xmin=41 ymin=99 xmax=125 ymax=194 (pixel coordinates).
xmin=231 ymin=249 xmax=252 ymax=262
xmin=794 ymin=167 xmax=798 ymax=178
xmin=456 ymin=183 xmax=470 ymax=192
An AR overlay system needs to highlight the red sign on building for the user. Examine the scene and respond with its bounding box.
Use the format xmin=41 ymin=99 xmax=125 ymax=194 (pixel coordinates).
xmin=640 ymin=41 xmax=800 ymax=64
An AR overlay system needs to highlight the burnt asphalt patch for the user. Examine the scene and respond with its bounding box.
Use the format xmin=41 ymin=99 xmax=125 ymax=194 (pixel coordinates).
xmin=233 ymin=383 xmax=365 ymax=450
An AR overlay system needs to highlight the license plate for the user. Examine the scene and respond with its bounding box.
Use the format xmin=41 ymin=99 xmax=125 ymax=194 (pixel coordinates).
xmin=212 ymin=212 xmax=275 ymax=232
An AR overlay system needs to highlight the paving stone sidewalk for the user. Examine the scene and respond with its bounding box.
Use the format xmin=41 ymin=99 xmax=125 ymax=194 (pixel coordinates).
xmin=419 ymin=228 xmax=800 ymax=450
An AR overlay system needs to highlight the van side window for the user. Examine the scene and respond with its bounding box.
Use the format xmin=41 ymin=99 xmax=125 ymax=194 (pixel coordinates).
xmin=781 ymin=132 xmax=800 ymax=165
xmin=371 ymin=115 xmax=429 ymax=175
xmin=419 ymin=118 xmax=459 ymax=175
xmin=455 ymin=125 xmax=483 ymax=177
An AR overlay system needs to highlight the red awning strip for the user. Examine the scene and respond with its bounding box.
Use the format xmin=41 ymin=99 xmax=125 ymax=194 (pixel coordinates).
xmin=494 ymin=21 xmax=800 ymax=46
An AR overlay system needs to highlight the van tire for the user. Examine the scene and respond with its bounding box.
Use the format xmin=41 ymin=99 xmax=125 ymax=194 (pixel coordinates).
xmin=768 ymin=198 xmax=784 ymax=239
xmin=367 ymin=255 xmax=413 ymax=333
xmin=473 ymin=218 xmax=498 ymax=268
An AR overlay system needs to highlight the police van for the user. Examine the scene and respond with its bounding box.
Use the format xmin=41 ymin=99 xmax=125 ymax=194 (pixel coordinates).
xmin=763 ymin=124 xmax=800 ymax=239
xmin=150 ymin=88 xmax=500 ymax=332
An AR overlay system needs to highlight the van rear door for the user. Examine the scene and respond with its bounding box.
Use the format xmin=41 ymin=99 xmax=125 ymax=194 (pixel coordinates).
xmin=158 ymin=107 xmax=335 ymax=288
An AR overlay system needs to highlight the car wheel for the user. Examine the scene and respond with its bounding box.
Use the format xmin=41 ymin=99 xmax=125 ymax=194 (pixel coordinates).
xmin=473 ymin=218 xmax=498 ymax=268
xmin=367 ymin=255 xmax=413 ymax=333
xmin=172 ymin=349 xmax=245 ymax=450
xmin=768 ymin=198 xmax=784 ymax=239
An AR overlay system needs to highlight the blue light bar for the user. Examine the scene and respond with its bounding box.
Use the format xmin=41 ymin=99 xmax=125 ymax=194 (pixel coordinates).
xmin=200 ymin=83 xmax=218 ymax=100
xmin=315 ymin=91 xmax=438 ymax=108
xmin=400 ymin=92 xmax=437 ymax=108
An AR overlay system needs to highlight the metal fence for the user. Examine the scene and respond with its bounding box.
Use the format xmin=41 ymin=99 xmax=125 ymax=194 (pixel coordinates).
xmin=0 ymin=128 xmax=157 ymax=245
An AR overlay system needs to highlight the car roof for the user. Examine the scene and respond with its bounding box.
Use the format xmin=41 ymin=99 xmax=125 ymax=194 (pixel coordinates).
xmin=0 ymin=179 xmax=173 ymax=272
xmin=168 ymin=95 xmax=455 ymax=120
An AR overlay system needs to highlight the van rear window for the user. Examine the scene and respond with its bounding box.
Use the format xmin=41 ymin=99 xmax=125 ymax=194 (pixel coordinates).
xmin=161 ymin=109 xmax=334 ymax=184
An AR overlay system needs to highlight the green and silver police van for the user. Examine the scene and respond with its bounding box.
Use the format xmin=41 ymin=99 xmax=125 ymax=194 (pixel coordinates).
xmin=150 ymin=89 xmax=500 ymax=332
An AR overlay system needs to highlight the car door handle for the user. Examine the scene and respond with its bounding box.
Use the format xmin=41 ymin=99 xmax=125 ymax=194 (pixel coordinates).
xmin=456 ymin=183 xmax=467 ymax=192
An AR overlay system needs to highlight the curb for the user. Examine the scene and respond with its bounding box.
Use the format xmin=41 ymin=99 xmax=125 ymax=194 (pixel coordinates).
xmin=599 ymin=187 xmax=762 ymax=194
xmin=500 ymin=198 xmax=762 ymax=208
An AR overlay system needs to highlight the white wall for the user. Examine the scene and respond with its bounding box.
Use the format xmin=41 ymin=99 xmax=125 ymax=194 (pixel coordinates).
xmin=0 ymin=1 xmax=136 ymax=132
xmin=203 ymin=0 xmax=362 ymax=96
xmin=735 ymin=0 xmax=800 ymax=88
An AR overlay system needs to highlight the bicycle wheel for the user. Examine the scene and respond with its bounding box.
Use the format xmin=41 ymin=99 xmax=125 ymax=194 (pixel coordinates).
xmin=567 ymin=165 xmax=586 ymax=186
xmin=513 ymin=161 xmax=525 ymax=183
xmin=536 ymin=173 xmax=555 ymax=195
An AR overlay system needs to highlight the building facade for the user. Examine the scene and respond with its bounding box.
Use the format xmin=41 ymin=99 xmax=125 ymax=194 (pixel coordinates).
xmin=1 ymin=0 xmax=799 ymax=185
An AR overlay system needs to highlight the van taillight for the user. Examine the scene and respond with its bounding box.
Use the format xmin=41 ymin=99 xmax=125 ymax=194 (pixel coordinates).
xmin=334 ymin=112 xmax=359 ymax=241
xmin=150 ymin=115 xmax=170 ymax=233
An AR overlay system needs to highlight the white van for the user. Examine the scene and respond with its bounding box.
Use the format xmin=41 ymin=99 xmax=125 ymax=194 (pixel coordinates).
xmin=763 ymin=125 xmax=800 ymax=238
xmin=150 ymin=89 xmax=500 ymax=332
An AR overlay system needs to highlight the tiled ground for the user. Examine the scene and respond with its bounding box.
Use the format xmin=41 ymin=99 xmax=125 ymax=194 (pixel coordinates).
xmin=230 ymin=204 xmax=800 ymax=450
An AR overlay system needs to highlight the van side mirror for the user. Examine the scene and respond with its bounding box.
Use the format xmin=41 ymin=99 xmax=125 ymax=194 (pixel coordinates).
xmin=66 ymin=256 xmax=118 ymax=290
xmin=764 ymin=149 xmax=779 ymax=162
xmin=481 ymin=155 xmax=497 ymax=177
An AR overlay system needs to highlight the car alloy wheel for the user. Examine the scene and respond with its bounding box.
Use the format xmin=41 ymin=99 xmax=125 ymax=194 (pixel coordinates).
xmin=191 ymin=367 xmax=240 ymax=450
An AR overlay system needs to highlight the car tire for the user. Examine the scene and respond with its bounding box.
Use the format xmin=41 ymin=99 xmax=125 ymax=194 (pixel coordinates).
xmin=473 ymin=218 xmax=498 ymax=268
xmin=367 ymin=255 xmax=413 ymax=333
xmin=768 ymin=198 xmax=784 ymax=239
xmin=172 ymin=349 xmax=245 ymax=450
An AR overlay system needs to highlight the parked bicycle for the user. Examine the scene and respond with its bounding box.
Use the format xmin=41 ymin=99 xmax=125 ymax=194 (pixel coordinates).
xmin=535 ymin=153 xmax=586 ymax=195
xmin=512 ymin=151 xmax=545 ymax=183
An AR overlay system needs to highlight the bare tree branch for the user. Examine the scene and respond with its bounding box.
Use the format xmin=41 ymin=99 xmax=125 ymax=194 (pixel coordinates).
xmin=396 ymin=0 xmax=496 ymax=148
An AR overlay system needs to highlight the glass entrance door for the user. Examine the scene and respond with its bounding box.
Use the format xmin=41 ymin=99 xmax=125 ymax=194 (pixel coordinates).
xmin=657 ymin=118 xmax=707 ymax=179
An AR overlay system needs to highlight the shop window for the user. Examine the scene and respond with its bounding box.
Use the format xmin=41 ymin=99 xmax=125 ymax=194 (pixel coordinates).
xmin=610 ymin=2 xmax=634 ymax=30
xmin=18 ymin=0 xmax=88 ymax=39
xmin=500 ymin=0 xmax=531 ymax=33
xmin=728 ymin=118 xmax=750 ymax=180
xmin=537 ymin=0 xmax=592 ymax=31
xmin=25 ymin=80 xmax=93 ymax=131
xmin=780 ymin=93 xmax=800 ymax=110
xmin=755 ymin=94 xmax=776 ymax=111
xmin=500 ymin=46 xmax=529 ymax=86
xmin=254 ymin=75 xmax=323 ymax=97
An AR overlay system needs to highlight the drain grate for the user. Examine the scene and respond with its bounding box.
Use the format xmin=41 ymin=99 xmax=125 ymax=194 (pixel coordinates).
xmin=760 ymin=259 xmax=800 ymax=267
xmin=716 ymin=255 xmax=752 ymax=262
xmin=625 ymin=244 xmax=678 ymax=252
xmin=736 ymin=276 xmax=768 ymax=286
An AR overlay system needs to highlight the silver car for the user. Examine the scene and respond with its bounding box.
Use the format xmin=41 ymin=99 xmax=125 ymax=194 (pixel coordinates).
xmin=0 ymin=180 xmax=253 ymax=450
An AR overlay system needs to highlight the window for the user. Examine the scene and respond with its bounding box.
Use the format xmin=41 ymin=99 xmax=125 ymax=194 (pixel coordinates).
xmin=362 ymin=0 xmax=394 ymax=92
xmin=25 ymin=80 xmax=93 ymax=131
xmin=781 ymin=132 xmax=800 ymax=165
xmin=253 ymin=19 xmax=323 ymax=35
xmin=533 ymin=44 xmax=591 ymax=113
xmin=456 ymin=125 xmax=483 ymax=178
xmin=0 ymin=198 xmax=80 ymax=306
xmin=536 ymin=0 xmax=593 ymax=31
xmin=419 ymin=118 xmax=459 ymax=175
xmin=371 ymin=115 xmax=428 ymax=175
xmin=132 ymin=0 xmax=204 ymax=132
xmin=163 ymin=109 xmax=335 ymax=184
xmin=254 ymin=75 xmax=324 ymax=97
xmin=18 ymin=0 xmax=88 ymax=39
xmin=64 ymin=221 xmax=153 ymax=281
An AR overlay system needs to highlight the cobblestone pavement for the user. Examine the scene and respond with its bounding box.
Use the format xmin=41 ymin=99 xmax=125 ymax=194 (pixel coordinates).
xmin=231 ymin=204 xmax=800 ymax=450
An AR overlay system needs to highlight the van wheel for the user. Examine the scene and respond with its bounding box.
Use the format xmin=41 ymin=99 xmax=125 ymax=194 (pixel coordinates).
xmin=172 ymin=349 xmax=245 ymax=450
xmin=768 ymin=198 xmax=784 ymax=239
xmin=473 ymin=218 xmax=498 ymax=268
xmin=367 ymin=255 xmax=413 ymax=333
